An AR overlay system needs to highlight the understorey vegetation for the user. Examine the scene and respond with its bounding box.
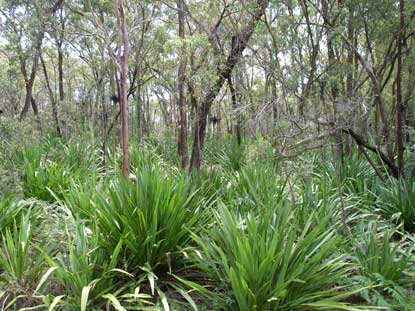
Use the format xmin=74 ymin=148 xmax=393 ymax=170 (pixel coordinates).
xmin=0 ymin=135 xmax=414 ymax=310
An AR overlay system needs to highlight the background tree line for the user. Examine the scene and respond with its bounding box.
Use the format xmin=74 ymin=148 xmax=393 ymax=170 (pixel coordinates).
xmin=0 ymin=0 xmax=414 ymax=178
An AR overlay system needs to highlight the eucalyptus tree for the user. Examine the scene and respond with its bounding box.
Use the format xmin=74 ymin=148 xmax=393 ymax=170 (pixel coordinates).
xmin=173 ymin=0 xmax=271 ymax=170
xmin=115 ymin=0 xmax=130 ymax=178
xmin=0 ymin=0 xmax=64 ymax=123
xmin=333 ymin=0 xmax=414 ymax=177
xmin=177 ymin=0 xmax=188 ymax=168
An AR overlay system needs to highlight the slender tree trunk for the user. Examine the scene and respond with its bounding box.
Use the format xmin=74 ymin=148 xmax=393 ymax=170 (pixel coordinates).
xmin=144 ymin=90 xmax=150 ymax=136
xmin=58 ymin=48 xmax=65 ymax=102
xmin=396 ymin=0 xmax=404 ymax=176
xmin=101 ymin=83 xmax=108 ymax=169
xmin=227 ymin=74 xmax=241 ymax=145
xmin=116 ymin=0 xmax=130 ymax=178
xmin=177 ymin=0 xmax=188 ymax=169
xmin=136 ymin=85 xmax=144 ymax=141
xmin=19 ymin=32 xmax=44 ymax=121
xmin=56 ymin=7 xmax=65 ymax=103
xmin=345 ymin=5 xmax=354 ymax=156
xmin=322 ymin=0 xmax=343 ymax=162
xmin=404 ymin=63 xmax=414 ymax=144
xmin=40 ymin=53 xmax=61 ymax=136
xmin=346 ymin=17 xmax=354 ymax=98
xmin=298 ymin=0 xmax=319 ymax=117
xmin=57 ymin=41 xmax=65 ymax=135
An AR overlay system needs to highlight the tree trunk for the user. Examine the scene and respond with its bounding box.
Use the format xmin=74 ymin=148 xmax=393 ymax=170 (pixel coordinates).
xmin=57 ymin=7 xmax=65 ymax=103
xmin=19 ymin=32 xmax=44 ymax=121
xmin=58 ymin=48 xmax=65 ymax=102
xmin=177 ymin=0 xmax=188 ymax=169
xmin=345 ymin=4 xmax=354 ymax=156
xmin=298 ymin=0 xmax=319 ymax=117
xmin=136 ymin=85 xmax=144 ymax=141
xmin=228 ymin=74 xmax=241 ymax=145
xmin=189 ymin=0 xmax=269 ymax=170
xmin=322 ymin=0 xmax=343 ymax=162
xmin=40 ymin=53 xmax=61 ymax=136
xmin=396 ymin=0 xmax=404 ymax=176
xmin=116 ymin=0 xmax=130 ymax=178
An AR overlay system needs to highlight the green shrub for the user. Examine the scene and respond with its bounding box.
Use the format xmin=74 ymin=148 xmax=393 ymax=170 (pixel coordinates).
xmin=63 ymin=180 xmax=104 ymax=221
xmin=0 ymin=197 xmax=24 ymax=232
xmin=212 ymin=138 xmax=245 ymax=171
xmin=21 ymin=142 xmax=98 ymax=202
xmin=0 ymin=214 xmax=46 ymax=293
xmin=352 ymin=222 xmax=414 ymax=309
xmin=215 ymin=164 xmax=287 ymax=215
xmin=377 ymin=179 xmax=415 ymax=232
xmin=23 ymin=158 xmax=72 ymax=201
xmin=192 ymin=205 xmax=365 ymax=311
xmin=40 ymin=222 xmax=124 ymax=310
xmin=311 ymin=156 xmax=379 ymax=203
xmin=95 ymin=165 xmax=207 ymax=275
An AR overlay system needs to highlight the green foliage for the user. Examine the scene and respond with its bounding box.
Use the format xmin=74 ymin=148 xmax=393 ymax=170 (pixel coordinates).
xmin=0 ymin=214 xmax=46 ymax=292
xmin=0 ymin=197 xmax=23 ymax=231
xmin=354 ymin=223 xmax=409 ymax=284
xmin=311 ymin=155 xmax=379 ymax=201
xmin=21 ymin=141 xmax=99 ymax=202
xmin=23 ymin=157 xmax=72 ymax=201
xmin=192 ymin=205 xmax=362 ymax=311
xmin=1 ymin=138 xmax=415 ymax=310
xmin=377 ymin=179 xmax=415 ymax=232
xmin=63 ymin=180 xmax=102 ymax=221
xmin=212 ymin=138 xmax=245 ymax=171
xmin=39 ymin=222 xmax=125 ymax=310
xmin=95 ymin=165 xmax=207 ymax=274
xmin=351 ymin=222 xmax=415 ymax=309
xmin=224 ymin=165 xmax=287 ymax=214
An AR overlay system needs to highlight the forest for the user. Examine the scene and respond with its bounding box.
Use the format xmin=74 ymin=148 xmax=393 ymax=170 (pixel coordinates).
xmin=0 ymin=0 xmax=415 ymax=310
